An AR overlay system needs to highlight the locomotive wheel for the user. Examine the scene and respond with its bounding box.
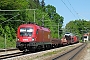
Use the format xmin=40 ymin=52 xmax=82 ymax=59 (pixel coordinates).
xmin=36 ymin=45 xmax=42 ymax=52
xmin=19 ymin=48 xmax=23 ymax=51
xmin=28 ymin=47 xmax=36 ymax=52
xmin=23 ymin=49 xmax=29 ymax=53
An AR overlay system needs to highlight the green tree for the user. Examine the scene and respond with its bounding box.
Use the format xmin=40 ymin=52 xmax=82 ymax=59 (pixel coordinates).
xmin=65 ymin=19 xmax=90 ymax=37
xmin=44 ymin=5 xmax=64 ymax=38
xmin=0 ymin=0 xmax=29 ymax=10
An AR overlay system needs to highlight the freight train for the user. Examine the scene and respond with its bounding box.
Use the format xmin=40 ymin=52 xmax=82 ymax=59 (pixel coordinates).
xmin=16 ymin=23 xmax=79 ymax=52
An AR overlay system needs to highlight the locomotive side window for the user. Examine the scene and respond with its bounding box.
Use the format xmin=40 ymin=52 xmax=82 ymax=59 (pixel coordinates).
xmin=36 ymin=29 xmax=38 ymax=34
xmin=20 ymin=28 xmax=33 ymax=36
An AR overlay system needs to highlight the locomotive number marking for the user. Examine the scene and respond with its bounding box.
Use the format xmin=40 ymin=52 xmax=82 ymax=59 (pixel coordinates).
xmin=23 ymin=39 xmax=28 ymax=41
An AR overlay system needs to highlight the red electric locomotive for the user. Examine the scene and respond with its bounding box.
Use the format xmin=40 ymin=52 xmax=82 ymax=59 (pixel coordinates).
xmin=64 ymin=32 xmax=79 ymax=44
xmin=16 ymin=23 xmax=51 ymax=52
xmin=73 ymin=36 xmax=79 ymax=43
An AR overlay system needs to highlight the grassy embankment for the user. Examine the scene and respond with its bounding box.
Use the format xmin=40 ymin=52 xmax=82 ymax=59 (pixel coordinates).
xmin=0 ymin=36 xmax=16 ymax=49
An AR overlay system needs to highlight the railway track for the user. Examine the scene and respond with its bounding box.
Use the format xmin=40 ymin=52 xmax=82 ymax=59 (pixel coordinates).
xmin=0 ymin=52 xmax=27 ymax=60
xmin=52 ymin=43 xmax=87 ymax=60
xmin=0 ymin=43 xmax=84 ymax=60
xmin=0 ymin=48 xmax=18 ymax=52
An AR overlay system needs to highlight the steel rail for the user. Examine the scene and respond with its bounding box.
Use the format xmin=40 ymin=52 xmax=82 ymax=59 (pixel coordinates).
xmin=0 ymin=48 xmax=18 ymax=52
xmin=0 ymin=52 xmax=25 ymax=59
xmin=69 ymin=43 xmax=87 ymax=60
xmin=52 ymin=43 xmax=86 ymax=60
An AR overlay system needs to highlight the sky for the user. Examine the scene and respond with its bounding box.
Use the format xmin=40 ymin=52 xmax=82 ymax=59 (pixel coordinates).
xmin=44 ymin=0 xmax=90 ymax=27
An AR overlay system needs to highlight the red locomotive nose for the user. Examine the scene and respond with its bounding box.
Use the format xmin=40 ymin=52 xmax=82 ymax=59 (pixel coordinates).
xmin=17 ymin=36 xmax=35 ymax=42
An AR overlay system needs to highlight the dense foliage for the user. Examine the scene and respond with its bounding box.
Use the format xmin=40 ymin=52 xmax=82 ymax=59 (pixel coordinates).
xmin=0 ymin=0 xmax=64 ymax=48
xmin=65 ymin=19 xmax=90 ymax=38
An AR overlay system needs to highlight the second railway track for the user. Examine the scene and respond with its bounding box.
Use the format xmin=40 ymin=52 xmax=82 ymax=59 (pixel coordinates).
xmin=52 ymin=43 xmax=87 ymax=60
xmin=0 ymin=52 xmax=27 ymax=60
xmin=0 ymin=48 xmax=18 ymax=52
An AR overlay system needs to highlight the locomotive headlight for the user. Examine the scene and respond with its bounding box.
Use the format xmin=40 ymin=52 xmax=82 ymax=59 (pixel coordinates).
xmin=17 ymin=38 xmax=19 ymax=41
xmin=32 ymin=38 xmax=35 ymax=41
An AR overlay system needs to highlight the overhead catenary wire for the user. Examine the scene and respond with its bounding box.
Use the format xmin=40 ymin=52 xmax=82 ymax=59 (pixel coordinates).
xmin=62 ymin=0 xmax=88 ymax=20
xmin=67 ymin=0 xmax=80 ymax=19
xmin=0 ymin=9 xmax=37 ymax=24
xmin=0 ymin=14 xmax=20 ymax=24
xmin=61 ymin=0 xmax=78 ymax=19
xmin=68 ymin=0 xmax=89 ymax=20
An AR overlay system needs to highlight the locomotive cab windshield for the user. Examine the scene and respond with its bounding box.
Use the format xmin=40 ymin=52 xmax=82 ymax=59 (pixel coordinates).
xmin=20 ymin=28 xmax=33 ymax=36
